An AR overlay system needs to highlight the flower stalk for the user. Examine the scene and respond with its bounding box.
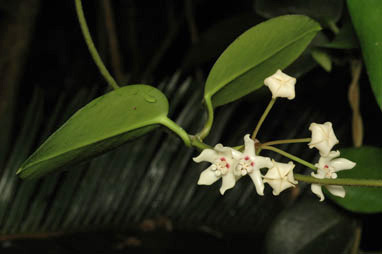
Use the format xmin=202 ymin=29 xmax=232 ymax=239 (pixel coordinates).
xmin=260 ymin=145 xmax=317 ymax=170
xmin=251 ymin=98 xmax=276 ymax=140
xmin=295 ymin=174 xmax=382 ymax=187
xmin=262 ymin=138 xmax=311 ymax=146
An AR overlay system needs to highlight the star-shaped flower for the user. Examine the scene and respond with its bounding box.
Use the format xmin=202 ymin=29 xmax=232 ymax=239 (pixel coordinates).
xmin=193 ymin=144 xmax=239 ymax=195
xmin=264 ymin=69 xmax=296 ymax=100
xmin=263 ymin=160 xmax=297 ymax=195
xmin=308 ymin=122 xmax=339 ymax=157
xmin=232 ymin=134 xmax=273 ymax=195
xmin=311 ymin=150 xmax=356 ymax=201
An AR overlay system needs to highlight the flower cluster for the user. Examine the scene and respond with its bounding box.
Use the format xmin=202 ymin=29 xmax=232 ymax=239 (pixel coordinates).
xmin=193 ymin=69 xmax=356 ymax=201
xmin=193 ymin=134 xmax=297 ymax=195
xmin=308 ymin=122 xmax=356 ymax=201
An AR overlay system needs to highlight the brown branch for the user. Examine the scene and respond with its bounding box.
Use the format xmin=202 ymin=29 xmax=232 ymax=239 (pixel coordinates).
xmin=348 ymin=59 xmax=363 ymax=147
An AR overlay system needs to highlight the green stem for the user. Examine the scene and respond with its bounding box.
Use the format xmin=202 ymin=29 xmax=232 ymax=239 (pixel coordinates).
xmin=190 ymin=136 xmax=212 ymax=150
xmin=262 ymin=138 xmax=311 ymax=146
xmin=75 ymin=0 xmax=120 ymax=90
xmin=160 ymin=117 xmax=191 ymax=147
xmin=251 ymin=98 xmax=276 ymax=140
xmin=196 ymin=95 xmax=214 ymax=140
xmin=261 ymin=145 xmax=317 ymax=171
xmin=295 ymin=174 xmax=382 ymax=187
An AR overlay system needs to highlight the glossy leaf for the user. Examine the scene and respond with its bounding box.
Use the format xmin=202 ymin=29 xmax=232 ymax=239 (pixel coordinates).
xmin=255 ymin=0 xmax=343 ymax=26
xmin=17 ymin=85 xmax=169 ymax=179
xmin=347 ymin=0 xmax=382 ymax=110
xmin=204 ymin=15 xmax=321 ymax=107
xmin=327 ymin=146 xmax=382 ymax=213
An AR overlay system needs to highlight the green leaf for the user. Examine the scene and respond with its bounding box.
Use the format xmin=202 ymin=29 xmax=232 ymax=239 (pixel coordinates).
xmin=255 ymin=0 xmax=343 ymax=27
xmin=327 ymin=146 xmax=382 ymax=213
xmin=347 ymin=0 xmax=382 ymax=110
xmin=265 ymin=196 xmax=357 ymax=254
xmin=311 ymin=48 xmax=332 ymax=72
xmin=204 ymin=15 xmax=321 ymax=107
xmin=17 ymin=85 xmax=170 ymax=179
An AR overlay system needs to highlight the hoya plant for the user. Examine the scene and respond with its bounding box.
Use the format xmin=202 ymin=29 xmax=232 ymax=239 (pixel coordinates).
xmin=6 ymin=0 xmax=382 ymax=251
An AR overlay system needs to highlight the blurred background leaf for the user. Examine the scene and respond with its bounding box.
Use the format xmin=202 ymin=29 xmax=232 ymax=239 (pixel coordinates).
xmin=265 ymin=196 xmax=357 ymax=254
xmin=347 ymin=0 xmax=382 ymax=110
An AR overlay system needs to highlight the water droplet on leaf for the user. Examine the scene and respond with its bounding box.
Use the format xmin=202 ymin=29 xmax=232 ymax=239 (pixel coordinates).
xmin=144 ymin=95 xmax=157 ymax=103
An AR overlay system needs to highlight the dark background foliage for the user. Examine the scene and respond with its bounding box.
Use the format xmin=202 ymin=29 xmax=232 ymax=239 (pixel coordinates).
xmin=0 ymin=0 xmax=381 ymax=253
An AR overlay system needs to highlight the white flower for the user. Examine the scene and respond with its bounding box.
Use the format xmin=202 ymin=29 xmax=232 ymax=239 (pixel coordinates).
xmin=193 ymin=144 xmax=239 ymax=195
xmin=232 ymin=134 xmax=273 ymax=195
xmin=308 ymin=122 xmax=339 ymax=157
xmin=311 ymin=150 xmax=356 ymax=201
xmin=263 ymin=160 xmax=297 ymax=195
xmin=264 ymin=69 xmax=296 ymax=100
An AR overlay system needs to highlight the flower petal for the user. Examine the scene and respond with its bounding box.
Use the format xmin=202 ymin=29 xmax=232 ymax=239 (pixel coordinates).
xmin=331 ymin=158 xmax=356 ymax=172
xmin=254 ymin=156 xmax=273 ymax=169
xmin=326 ymin=185 xmax=346 ymax=198
xmin=263 ymin=160 xmax=281 ymax=179
xmin=248 ymin=169 xmax=264 ymax=196
xmin=327 ymin=150 xmax=340 ymax=159
xmin=214 ymin=144 xmax=234 ymax=158
xmin=264 ymin=70 xmax=296 ymax=100
xmin=311 ymin=183 xmax=325 ymax=201
xmin=193 ymin=148 xmax=218 ymax=163
xmin=231 ymin=149 xmax=243 ymax=160
xmin=220 ymin=173 xmax=236 ymax=195
xmin=263 ymin=179 xmax=280 ymax=195
xmin=197 ymin=167 xmax=220 ymax=186
xmin=311 ymin=170 xmax=325 ymax=179
xmin=243 ymin=134 xmax=255 ymax=156
xmin=308 ymin=122 xmax=339 ymax=156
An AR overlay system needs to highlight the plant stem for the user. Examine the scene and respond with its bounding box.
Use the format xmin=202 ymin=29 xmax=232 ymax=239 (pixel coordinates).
xmin=75 ymin=0 xmax=119 ymax=90
xmin=196 ymin=95 xmax=214 ymax=140
xmin=294 ymin=174 xmax=382 ymax=187
xmin=251 ymin=98 xmax=276 ymax=140
xmin=262 ymin=138 xmax=311 ymax=146
xmin=261 ymin=145 xmax=317 ymax=170
xmin=160 ymin=117 xmax=191 ymax=147
xmin=190 ymin=136 xmax=212 ymax=150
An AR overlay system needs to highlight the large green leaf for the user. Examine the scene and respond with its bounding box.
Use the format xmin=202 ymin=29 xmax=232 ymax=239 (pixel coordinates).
xmin=327 ymin=146 xmax=382 ymax=213
xmin=17 ymin=85 xmax=169 ymax=179
xmin=204 ymin=15 xmax=321 ymax=107
xmin=347 ymin=0 xmax=382 ymax=110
